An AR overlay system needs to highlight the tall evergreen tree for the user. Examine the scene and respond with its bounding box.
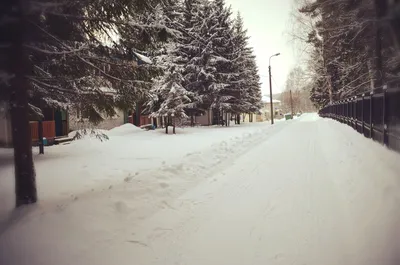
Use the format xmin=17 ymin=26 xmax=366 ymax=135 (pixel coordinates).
xmin=207 ymin=0 xmax=237 ymax=116
xmin=181 ymin=0 xmax=217 ymax=115
xmin=1 ymin=0 xmax=169 ymax=206
xmin=231 ymin=13 xmax=262 ymax=116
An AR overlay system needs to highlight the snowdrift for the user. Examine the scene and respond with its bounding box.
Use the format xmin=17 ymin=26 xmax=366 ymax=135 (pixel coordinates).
xmin=107 ymin=123 xmax=143 ymax=136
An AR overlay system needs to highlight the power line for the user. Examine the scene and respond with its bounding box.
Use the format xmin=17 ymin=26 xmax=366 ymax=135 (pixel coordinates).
xmin=271 ymin=75 xmax=283 ymax=92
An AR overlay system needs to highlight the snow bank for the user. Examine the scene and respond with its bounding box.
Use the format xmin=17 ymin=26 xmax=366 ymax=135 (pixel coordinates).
xmin=107 ymin=123 xmax=143 ymax=136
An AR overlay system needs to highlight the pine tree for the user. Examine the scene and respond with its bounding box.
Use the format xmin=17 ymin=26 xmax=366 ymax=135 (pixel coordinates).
xmin=150 ymin=64 xmax=193 ymax=134
xmin=1 ymin=0 xmax=168 ymax=207
xmin=207 ymin=0 xmax=237 ymax=118
xmin=180 ymin=0 xmax=217 ymax=115
xmin=145 ymin=1 xmax=197 ymax=132
xmin=231 ymin=13 xmax=262 ymax=118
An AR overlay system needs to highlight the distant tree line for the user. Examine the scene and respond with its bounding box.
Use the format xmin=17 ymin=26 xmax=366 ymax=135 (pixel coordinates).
xmin=281 ymin=67 xmax=316 ymax=114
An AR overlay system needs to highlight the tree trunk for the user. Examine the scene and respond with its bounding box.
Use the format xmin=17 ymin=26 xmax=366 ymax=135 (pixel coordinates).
xmin=388 ymin=1 xmax=400 ymax=51
xmin=190 ymin=113 xmax=194 ymax=127
xmin=5 ymin=0 xmax=38 ymax=206
xmin=367 ymin=56 xmax=375 ymax=91
xmin=374 ymin=0 xmax=387 ymax=88
xmin=236 ymin=114 xmax=240 ymax=125
xmin=135 ymin=105 xmax=141 ymax=126
xmin=165 ymin=117 xmax=168 ymax=134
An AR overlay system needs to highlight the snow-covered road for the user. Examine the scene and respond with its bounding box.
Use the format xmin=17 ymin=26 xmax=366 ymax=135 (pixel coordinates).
xmin=1 ymin=114 xmax=400 ymax=265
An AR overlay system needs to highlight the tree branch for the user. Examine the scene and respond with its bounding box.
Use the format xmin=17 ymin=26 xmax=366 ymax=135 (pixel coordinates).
xmin=24 ymin=44 xmax=88 ymax=55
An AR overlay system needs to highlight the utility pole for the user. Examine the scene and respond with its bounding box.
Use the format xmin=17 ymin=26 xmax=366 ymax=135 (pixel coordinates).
xmin=268 ymin=65 xmax=274 ymax=124
xmin=290 ymin=90 xmax=294 ymax=116
xmin=269 ymin=53 xmax=280 ymax=125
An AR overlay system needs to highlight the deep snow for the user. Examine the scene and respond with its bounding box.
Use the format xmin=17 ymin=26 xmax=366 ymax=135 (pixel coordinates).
xmin=1 ymin=114 xmax=400 ymax=265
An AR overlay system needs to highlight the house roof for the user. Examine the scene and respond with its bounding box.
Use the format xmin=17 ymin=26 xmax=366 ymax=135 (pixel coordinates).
xmin=262 ymin=95 xmax=281 ymax=103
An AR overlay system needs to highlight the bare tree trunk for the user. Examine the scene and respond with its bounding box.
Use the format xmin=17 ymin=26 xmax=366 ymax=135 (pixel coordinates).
xmin=367 ymin=57 xmax=375 ymax=91
xmin=388 ymin=0 xmax=400 ymax=51
xmin=5 ymin=0 xmax=38 ymax=206
xmin=290 ymin=90 xmax=294 ymax=116
xmin=374 ymin=0 xmax=387 ymax=88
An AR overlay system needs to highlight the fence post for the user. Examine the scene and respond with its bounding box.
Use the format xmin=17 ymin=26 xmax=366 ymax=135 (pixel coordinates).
xmin=355 ymin=96 xmax=358 ymax=129
xmin=353 ymin=96 xmax=357 ymax=129
xmin=383 ymin=85 xmax=388 ymax=146
xmin=361 ymin=94 xmax=364 ymax=135
xmin=352 ymin=97 xmax=355 ymax=127
xmin=38 ymin=119 xmax=44 ymax=154
xmin=369 ymin=91 xmax=373 ymax=139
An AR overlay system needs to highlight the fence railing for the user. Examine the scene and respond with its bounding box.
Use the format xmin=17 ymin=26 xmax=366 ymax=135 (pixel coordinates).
xmin=319 ymin=86 xmax=400 ymax=153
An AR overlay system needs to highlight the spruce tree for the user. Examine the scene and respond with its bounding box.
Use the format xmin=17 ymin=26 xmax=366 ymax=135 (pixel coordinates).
xmin=1 ymin=0 xmax=168 ymax=206
xmin=231 ymin=13 xmax=262 ymax=118
xmin=181 ymin=0 xmax=217 ymax=115
xmin=208 ymin=0 xmax=236 ymax=119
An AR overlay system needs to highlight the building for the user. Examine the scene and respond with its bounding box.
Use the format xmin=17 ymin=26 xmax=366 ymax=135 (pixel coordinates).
xmin=243 ymin=113 xmax=258 ymax=123
xmin=260 ymin=96 xmax=282 ymax=121
xmin=0 ymin=101 xmax=70 ymax=147
xmin=0 ymin=102 xmax=12 ymax=147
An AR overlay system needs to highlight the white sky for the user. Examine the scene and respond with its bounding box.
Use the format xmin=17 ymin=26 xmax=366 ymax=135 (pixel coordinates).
xmin=225 ymin=0 xmax=297 ymax=94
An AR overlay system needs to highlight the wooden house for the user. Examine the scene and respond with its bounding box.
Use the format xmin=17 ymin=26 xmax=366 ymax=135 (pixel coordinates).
xmin=30 ymin=108 xmax=69 ymax=145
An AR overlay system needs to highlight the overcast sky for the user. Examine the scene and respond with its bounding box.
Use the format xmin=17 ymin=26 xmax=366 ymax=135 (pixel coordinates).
xmin=225 ymin=0 xmax=296 ymax=94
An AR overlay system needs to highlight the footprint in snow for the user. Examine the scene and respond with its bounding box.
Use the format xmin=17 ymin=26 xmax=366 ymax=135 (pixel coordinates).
xmin=124 ymin=176 xmax=133 ymax=182
xmin=114 ymin=201 xmax=128 ymax=213
xmin=159 ymin=182 xmax=169 ymax=189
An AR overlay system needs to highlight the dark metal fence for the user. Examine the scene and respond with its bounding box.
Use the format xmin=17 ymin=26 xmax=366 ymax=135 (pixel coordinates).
xmin=319 ymin=86 xmax=400 ymax=153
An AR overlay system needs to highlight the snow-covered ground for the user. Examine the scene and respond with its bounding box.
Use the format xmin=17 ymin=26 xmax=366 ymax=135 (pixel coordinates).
xmin=1 ymin=114 xmax=400 ymax=265
xmin=0 ymin=121 xmax=278 ymax=219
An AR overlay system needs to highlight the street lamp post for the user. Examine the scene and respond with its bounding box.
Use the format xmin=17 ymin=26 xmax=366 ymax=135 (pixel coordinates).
xmin=269 ymin=53 xmax=280 ymax=125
